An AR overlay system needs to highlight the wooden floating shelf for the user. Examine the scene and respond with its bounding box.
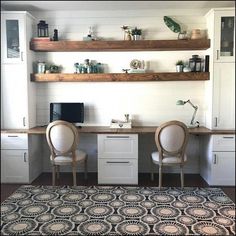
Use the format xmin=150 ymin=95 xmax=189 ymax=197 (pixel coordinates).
xmin=30 ymin=39 xmax=210 ymax=52
xmin=31 ymin=72 xmax=209 ymax=82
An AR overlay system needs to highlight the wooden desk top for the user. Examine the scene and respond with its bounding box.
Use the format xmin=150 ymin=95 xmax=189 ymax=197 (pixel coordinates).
xmin=1 ymin=126 xmax=235 ymax=135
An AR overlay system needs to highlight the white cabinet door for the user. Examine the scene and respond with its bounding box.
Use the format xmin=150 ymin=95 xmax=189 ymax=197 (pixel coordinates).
xmin=1 ymin=150 xmax=29 ymax=183
xmin=1 ymin=64 xmax=28 ymax=129
xmin=1 ymin=12 xmax=26 ymax=64
xmin=213 ymin=10 xmax=235 ymax=63
xmin=212 ymin=63 xmax=235 ymax=129
xmin=211 ymin=151 xmax=235 ymax=186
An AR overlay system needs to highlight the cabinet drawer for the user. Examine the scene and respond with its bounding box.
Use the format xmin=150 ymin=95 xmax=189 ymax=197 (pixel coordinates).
xmin=98 ymin=158 xmax=138 ymax=184
xmin=1 ymin=133 xmax=28 ymax=149
xmin=98 ymin=134 xmax=138 ymax=158
xmin=212 ymin=135 xmax=235 ymax=151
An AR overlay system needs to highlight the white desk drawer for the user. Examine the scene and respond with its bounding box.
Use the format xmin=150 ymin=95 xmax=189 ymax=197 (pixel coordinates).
xmin=98 ymin=134 xmax=138 ymax=159
xmin=1 ymin=134 xmax=28 ymax=149
xmin=98 ymin=158 xmax=138 ymax=184
xmin=212 ymin=135 xmax=235 ymax=151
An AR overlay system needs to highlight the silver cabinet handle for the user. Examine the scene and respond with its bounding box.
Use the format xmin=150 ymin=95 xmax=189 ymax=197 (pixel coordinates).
xmin=213 ymin=154 xmax=217 ymax=164
xmin=223 ymin=136 xmax=234 ymax=139
xmin=21 ymin=52 xmax=23 ymax=61
xmin=106 ymin=136 xmax=130 ymax=139
xmin=23 ymin=117 xmax=26 ymax=126
xmin=106 ymin=161 xmax=130 ymax=164
xmin=214 ymin=117 xmax=218 ymax=127
xmin=23 ymin=152 xmax=27 ymax=162
xmin=7 ymin=135 xmax=18 ymax=137
xmin=216 ymin=50 xmax=219 ymax=60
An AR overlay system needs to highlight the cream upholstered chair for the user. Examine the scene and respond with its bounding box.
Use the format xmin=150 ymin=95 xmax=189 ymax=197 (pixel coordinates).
xmin=150 ymin=120 xmax=189 ymax=188
xmin=46 ymin=120 xmax=88 ymax=186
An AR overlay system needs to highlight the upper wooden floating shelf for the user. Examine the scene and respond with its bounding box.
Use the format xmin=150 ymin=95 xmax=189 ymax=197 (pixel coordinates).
xmin=31 ymin=72 xmax=209 ymax=82
xmin=30 ymin=39 xmax=210 ymax=52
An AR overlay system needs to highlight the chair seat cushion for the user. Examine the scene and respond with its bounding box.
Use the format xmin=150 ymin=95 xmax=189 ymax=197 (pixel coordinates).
xmin=50 ymin=150 xmax=87 ymax=165
xmin=151 ymin=151 xmax=187 ymax=164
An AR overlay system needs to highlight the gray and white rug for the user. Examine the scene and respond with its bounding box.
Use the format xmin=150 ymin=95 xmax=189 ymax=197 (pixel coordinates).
xmin=1 ymin=186 xmax=235 ymax=235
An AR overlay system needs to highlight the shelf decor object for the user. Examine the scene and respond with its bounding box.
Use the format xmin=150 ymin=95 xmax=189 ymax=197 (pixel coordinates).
xmin=176 ymin=99 xmax=200 ymax=127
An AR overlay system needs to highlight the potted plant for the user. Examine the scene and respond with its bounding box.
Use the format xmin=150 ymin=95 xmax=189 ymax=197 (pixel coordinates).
xmin=131 ymin=27 xmax=142 ymax=40
xmin=175 ymin=60 xmax=184 ymax=72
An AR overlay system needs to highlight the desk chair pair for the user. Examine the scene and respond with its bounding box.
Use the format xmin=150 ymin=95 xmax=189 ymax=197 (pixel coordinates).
xmin=46 ymin=120 xmax=88 ymax=186
xmin=150 ymin=120 xmax=189 ymax=189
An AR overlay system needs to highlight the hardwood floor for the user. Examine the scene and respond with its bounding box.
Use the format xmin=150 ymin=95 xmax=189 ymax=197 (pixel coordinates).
xmin=1 ymin=173 xmax=235 ymax=203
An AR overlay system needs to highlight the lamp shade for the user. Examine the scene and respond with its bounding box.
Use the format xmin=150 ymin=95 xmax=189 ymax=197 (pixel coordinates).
xmin=176 ymin=100 xmax=185 ymax=105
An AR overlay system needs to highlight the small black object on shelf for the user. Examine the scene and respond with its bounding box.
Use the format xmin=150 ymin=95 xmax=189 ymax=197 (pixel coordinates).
xmin=205 ymin=55 xmax=209 ymax=72
xmin=53 ymin=29 xmax=58 ymax=41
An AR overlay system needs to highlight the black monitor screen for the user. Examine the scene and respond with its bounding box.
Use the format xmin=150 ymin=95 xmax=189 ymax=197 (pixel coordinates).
xmin=50 ymin=103 xmax=84 ymax=123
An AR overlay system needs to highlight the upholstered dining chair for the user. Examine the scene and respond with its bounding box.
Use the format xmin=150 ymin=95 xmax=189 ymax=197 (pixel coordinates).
xmin=46 ymin=120 xmax=88 ymax=186
xmin=150 ymin=120 xmax=189 ymax=189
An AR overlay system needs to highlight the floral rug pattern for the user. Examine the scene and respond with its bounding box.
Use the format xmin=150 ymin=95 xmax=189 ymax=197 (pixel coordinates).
xmin=1 ymin=186 xmax=235 ymax=235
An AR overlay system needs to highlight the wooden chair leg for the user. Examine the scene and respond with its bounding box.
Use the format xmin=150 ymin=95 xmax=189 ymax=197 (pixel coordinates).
xmin=56 ymin=165 xmax=60 ymax=179
xmin=84 ymin=157 xmax=88 ymax=180
xmin=72 ymin=165 xmax=77 ymax=186
xmin=180 ymin=165 xmax=184 ymax=188
xmin=159 ymin=165 xmax=162 ymax=189
xmin=52 ymin=165 xmax=56 ymax=186
xmin=150 ymin=155 xmax=154 ymax=181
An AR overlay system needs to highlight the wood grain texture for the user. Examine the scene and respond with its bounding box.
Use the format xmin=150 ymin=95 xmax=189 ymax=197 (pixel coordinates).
xmin=1 ymin=126 xmax=235 ymax=135
xmin=31 ymin=72 xmax=209 ymax=82
xmin=30 ymin=39 xmax=210 ymax=52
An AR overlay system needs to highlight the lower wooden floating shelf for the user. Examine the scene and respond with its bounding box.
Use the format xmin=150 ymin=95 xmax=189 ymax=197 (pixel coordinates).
xmin=31 ymin=72 xmax=209 ymax=82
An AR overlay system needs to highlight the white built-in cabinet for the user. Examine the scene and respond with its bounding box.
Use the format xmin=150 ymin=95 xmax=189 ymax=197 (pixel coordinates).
xmin=212 ymin=63 xmax=235 ymax=129
xmin=1 ymin=134 xmax=42 ymax=183
xmin=205 ymin=8 xmax=235 ymax=130
xmin=1 ymin=11 xmax=36 ymax=129
xmin=97 ymin=134 xmax=138 ymax=184
xmin=202 ymin=8 xmax=235 ymax=186
xmin=200 ymin=135 xmax=235 ymax=186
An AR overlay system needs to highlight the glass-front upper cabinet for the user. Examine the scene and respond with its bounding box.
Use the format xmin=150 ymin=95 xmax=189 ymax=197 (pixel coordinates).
xmin=1 ymin=13 xmax=26 ymax=64
xmin=214 ymin=10 xmax=235 ymax=62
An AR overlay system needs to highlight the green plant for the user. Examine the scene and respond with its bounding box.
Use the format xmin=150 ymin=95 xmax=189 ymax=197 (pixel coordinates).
xmin=131 ymin=27 xmax=142 ymax=35
xmin=176 ymin=60 xmax=184 ymax=66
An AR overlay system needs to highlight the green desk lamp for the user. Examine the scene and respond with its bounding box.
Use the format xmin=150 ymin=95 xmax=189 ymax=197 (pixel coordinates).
xmin=176 ymin=99 xmax=200 ymax=127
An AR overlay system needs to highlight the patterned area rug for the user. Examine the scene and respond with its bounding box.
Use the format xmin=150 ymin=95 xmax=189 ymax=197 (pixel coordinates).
xmin=1 ymin=186 xmax=235 ymax=235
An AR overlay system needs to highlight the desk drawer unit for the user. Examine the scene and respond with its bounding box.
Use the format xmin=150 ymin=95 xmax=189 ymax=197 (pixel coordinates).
xmin=200 ymin=134 xmax=235 ymax=186
xmin=1 ymin=133 xmax=29 ymax=183
xmin=98 ymin=134 xmax=138 ymax=184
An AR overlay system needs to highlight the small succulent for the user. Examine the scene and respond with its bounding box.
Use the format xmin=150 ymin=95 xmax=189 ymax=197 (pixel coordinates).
xmin=131 ymin=27 xmax=142 ymax=35
xmin=176 ymin=60 xmax=184 ymax=66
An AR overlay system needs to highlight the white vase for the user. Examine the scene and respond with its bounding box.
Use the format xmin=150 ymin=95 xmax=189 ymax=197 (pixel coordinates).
xmin=176 ymin=65 xmax=184 ymax=72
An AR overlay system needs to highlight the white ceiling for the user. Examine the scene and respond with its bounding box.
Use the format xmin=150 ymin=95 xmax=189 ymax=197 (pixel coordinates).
xmin=1 ymin=1 xmax=235 ymax=11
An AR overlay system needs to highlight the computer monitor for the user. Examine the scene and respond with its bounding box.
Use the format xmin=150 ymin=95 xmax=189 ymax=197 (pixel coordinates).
xmin=50 ymin=102 xmax=84 ymax=123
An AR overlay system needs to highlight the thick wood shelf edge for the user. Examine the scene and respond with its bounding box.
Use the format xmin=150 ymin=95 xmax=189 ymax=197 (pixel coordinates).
xmin=31 ymin=72 xmax=209 ymax=82
xmin=30 ymin=39 xmax=210 ymax=51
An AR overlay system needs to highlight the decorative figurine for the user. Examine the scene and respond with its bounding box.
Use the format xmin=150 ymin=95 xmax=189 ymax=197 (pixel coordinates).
xmin=53 ymin=29 xmax=58 ymax=41
xmin=121 ymin=25 xmax=132 ymax=40
xmin=122 ymin=69 xmax=130 ymax=73
xmin=83 ymin=26 xmax=95 ymax=41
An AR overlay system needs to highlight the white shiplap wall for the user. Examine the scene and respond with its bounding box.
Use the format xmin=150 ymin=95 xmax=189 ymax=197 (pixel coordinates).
xmin=31 ymin=8 xmax=208 ymax=173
